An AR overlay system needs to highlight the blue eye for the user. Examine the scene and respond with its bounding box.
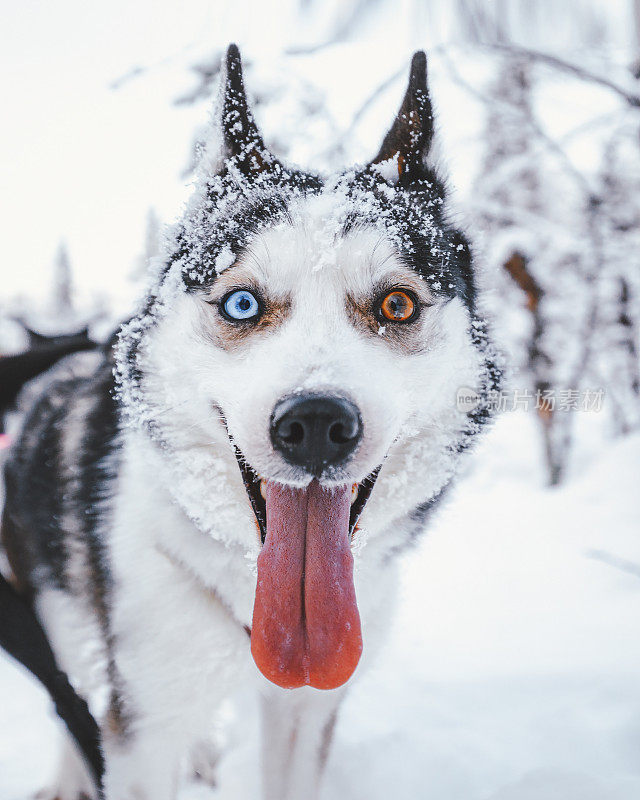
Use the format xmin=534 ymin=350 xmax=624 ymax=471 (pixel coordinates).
xmin=221 ymin=289 xmax=260 ymax=321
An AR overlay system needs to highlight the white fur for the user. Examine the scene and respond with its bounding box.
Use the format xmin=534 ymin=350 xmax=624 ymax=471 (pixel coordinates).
xmin=35 ymin=590 xmax=106 ymax=800
xmin=98 ymin=424 xmax=401 ymax=799
xmin=40 ymin=192 xmax=485 ymax=799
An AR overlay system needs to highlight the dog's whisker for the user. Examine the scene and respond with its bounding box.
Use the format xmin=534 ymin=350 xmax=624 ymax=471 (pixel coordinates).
xmin=151 ymin=399 xmax=191 ymax=417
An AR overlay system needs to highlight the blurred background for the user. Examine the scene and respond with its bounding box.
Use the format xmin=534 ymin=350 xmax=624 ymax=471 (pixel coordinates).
xmin=1 ymin=1 xmax=640 ymax=799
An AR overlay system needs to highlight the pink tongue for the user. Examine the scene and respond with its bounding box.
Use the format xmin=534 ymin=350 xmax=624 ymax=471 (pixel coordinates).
xmin=251 ymin=479 xmax=363 ymax=690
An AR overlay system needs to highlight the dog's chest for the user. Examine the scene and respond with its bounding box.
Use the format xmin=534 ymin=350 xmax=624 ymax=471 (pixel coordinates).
xmin=109 ymin=434 xmax=259 ymax=631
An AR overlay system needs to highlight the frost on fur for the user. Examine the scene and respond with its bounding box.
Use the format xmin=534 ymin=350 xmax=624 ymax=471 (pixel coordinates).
xmin=113 ymin=45 xmax=501 ymax=558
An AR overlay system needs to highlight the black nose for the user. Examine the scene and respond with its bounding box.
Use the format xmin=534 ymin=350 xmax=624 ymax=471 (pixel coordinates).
xmin=271 ymin=394 xmax=362 ymax=475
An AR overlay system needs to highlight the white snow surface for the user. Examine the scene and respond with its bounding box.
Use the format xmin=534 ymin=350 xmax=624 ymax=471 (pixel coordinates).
xmin=2 ymin=411 xmax=639 ymax=800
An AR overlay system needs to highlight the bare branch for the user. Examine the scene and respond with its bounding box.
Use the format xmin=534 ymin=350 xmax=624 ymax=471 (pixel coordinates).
xmin=587 ymin=549 xmax=640 ymax=580
xmin=477 ymin=41 xmax=640 ymax=108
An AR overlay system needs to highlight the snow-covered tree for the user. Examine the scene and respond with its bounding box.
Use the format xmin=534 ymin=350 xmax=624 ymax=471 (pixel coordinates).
xmin=472 ymin=56 xmax=600 ymax=484
xmin=51 ymin=241 xmax=74 ymax=318
xmin=594 ymin=116 xmax=640 ymax=434
xmin=132 ymin=207 xmax=163 ymax=280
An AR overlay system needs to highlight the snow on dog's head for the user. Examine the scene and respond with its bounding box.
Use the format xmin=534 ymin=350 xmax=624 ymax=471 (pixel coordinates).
xmin=117 ymin=44 xmax=500 ymax=689
xmin=116 ymin=45 xmax=499 ymax=555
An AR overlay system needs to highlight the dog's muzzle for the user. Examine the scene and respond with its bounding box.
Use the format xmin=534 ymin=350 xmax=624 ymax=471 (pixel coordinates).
xmin=230 ymin=392 xmax=379 ymax=691
xmin=270 ymin=393 xmax=362 ymax=477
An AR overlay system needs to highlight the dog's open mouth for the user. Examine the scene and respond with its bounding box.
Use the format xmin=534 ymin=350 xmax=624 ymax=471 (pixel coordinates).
xmin=233 ymin=445 xmax=379 ymax=690
xmin=234 ymin=446 xmax=379 ymax=545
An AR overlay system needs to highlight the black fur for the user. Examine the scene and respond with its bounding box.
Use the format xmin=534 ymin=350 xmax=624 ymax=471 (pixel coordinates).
xmin=221 ymin=44 xmax=321 ymax=192
xmin=0 ymin=572 xmax=104 ymax=793
xmin=1 ymin=349 xmax=119 ymax=797
xmin=3 ymin=353 xmax=118 ymax=605
xmin=372 ymin=51 xmax=434 ymax=179
xmin=23 ymin=326 xmax=91 ymax=350
xmin=0 ymin=329 xmax=97 ymax=431
xmin=344 ymin=50 xmax=477 ymax=313
xmin=341 ymin=167 xmax=478 ymax=312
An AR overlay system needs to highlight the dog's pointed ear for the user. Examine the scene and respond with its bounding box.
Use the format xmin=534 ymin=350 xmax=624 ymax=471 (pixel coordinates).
xmin=369 ymin=51 xmax=434 ymax=182
xmin=220 ymin=44 xmax=280 ymax=178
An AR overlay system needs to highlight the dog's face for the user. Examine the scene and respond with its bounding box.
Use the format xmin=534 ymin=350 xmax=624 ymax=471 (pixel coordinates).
xmin=195 ymin=202 xmax=476 ymax=476
xmin=117 ymin=46 xmax=498 ymax=691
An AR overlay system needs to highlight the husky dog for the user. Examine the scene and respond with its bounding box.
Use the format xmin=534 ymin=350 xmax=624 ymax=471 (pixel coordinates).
xmin=1 ymin=45 xmax=499 ymax=800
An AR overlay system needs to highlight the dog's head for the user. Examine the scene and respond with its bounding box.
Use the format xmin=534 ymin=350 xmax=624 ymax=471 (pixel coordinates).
xmin=117 ymin=45 xmax=499 ymax=691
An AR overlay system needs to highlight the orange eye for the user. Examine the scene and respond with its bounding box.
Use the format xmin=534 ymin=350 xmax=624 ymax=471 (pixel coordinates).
xmin=379 ymin=290 xmax=416 ymax=322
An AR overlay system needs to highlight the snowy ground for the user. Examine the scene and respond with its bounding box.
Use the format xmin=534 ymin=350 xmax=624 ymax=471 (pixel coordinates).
xmin=2 ymin=410 xmax=639 ymax=800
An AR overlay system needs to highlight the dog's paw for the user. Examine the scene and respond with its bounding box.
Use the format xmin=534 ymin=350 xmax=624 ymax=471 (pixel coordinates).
xmin=34 ymin=789 xmax=94 ymax=800
xmin=34 ymin=775 xmax=95 ymax=800
xmin=35 ymin=737 xmax=97 ymax=800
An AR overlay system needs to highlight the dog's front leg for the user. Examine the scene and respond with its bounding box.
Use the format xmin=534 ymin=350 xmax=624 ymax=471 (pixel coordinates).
xmin=260 ymin=685 xmax=345 ymax=800
xmin=102 ymin=721 xmax=183 ymax=800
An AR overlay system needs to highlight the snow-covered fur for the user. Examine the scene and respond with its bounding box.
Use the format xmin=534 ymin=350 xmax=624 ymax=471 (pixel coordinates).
xmin=1 ymin=47 xmax=500 ymax=800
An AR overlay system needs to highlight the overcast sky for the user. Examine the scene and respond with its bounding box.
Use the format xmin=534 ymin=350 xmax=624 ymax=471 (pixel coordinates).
xmin=0 ymin=0 xmax=310 ymax=311
xmin=0 ymin=0 xmax=633 ymax=316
